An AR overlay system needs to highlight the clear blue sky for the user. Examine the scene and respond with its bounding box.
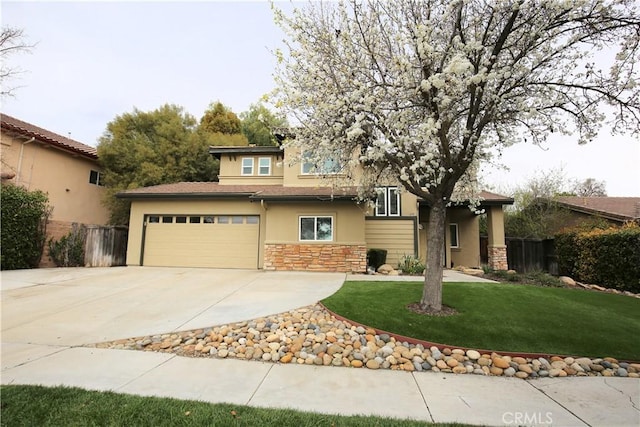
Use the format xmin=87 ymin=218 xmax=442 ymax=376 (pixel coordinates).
xmin=3 ymin=1 xmax=638 ymax=196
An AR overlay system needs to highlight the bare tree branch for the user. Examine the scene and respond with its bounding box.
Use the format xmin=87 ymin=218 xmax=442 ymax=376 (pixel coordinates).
xmin=0 ymin=27 xmax=36 ymax=98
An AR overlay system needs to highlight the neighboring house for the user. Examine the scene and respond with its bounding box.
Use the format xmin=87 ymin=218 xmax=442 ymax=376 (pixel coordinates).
xmin=553 ymin=196 xmax=640 ymax=227
xmin=118 ymin=143 xmax=513 ymax=273
xmin=0 ymin=114 xmax=110 ymax=267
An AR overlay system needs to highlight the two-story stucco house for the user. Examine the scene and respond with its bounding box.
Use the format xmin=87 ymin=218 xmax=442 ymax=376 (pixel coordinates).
xmin=118 ymin=141 xmax=512 ymax=273
xmin=1 ymin=114 xmax=110 ymax=267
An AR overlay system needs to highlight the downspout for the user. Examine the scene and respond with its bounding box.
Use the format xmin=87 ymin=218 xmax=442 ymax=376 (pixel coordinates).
xmin=16 ymin=137 xmax=35 ymax=185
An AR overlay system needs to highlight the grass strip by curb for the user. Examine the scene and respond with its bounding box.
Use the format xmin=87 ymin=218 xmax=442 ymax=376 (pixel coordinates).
xmin=0 ymin=385 xmax=469 ymax=427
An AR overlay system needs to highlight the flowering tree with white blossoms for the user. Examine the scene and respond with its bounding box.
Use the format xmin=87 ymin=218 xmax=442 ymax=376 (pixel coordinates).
xmin=273 ymin=0 xmax=640 ymax=312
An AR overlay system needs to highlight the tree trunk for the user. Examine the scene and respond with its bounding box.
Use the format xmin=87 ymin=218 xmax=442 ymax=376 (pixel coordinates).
xmin=421 ymin=199 xmax=446 ymax=311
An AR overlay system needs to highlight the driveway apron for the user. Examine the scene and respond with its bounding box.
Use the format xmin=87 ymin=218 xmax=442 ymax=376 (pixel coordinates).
xmin=1 ymin=267 xmax=345 ymax=347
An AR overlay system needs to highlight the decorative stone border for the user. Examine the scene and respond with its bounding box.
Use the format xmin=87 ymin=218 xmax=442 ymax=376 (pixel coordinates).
xmin=90 ymin=303 xmax=639 ymax=379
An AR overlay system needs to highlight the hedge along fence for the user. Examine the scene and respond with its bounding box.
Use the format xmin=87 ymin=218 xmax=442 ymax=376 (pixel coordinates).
xmin=1 ymin=183 xmax=51 ymax=270
xmin=555 ymin=223 xmax=640 ymax=293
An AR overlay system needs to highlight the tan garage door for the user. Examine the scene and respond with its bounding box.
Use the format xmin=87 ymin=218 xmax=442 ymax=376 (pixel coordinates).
xmin=142 ymin=214 xmax=259 ymax=269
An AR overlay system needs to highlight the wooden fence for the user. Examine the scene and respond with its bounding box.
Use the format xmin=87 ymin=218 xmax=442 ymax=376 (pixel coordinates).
xmin=84 ymin=225 xmax=128 ymax=267
xmin=480 ymin=236 xmax=557 ymax=274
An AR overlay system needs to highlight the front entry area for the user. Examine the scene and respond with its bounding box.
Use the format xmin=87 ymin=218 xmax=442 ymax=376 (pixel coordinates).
xmin=142 ymin=214 xmax=260 ymax=269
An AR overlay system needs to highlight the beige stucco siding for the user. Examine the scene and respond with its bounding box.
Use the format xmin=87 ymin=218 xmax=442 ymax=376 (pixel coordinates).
xmin=126 ymin=199 xmax=264 ymax=266
xmin=281 ymin=146 xmax=362 ymax=187
xmin=365 ymin=218 xmax=417 ymax=267
xmin=218 ymin=154 xmax=284 ymax=185
xmin=0 ymin=132 xmax=108 ymax=225
xmin=447 ymin=208 xmax=480 ymax=268
xmin=264 ymin=202 xmax=365 ymax=244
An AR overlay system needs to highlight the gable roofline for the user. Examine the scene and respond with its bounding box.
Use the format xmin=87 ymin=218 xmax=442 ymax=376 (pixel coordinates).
xmin=546 ymin=196 xmax=640 ymax=222
xmin=1 ymin=113 xmax=98 ymax=160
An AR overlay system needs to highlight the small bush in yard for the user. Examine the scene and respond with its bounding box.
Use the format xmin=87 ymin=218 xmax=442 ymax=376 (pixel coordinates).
xmin=1 ymin=184 xmax=51 ymax=270
xmin=397 ymin=254 xmax=425 ymax=275
xmin=48 ymin=225 xmax=87 ymax=267
xmin=521 ymin=271 xmax=564 ymax=287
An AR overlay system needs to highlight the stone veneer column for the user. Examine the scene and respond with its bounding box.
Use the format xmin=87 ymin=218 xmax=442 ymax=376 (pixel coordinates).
xmin=488 ymin=245 xmax=508 ymax=271
xmin=486 ymin=205 xmax=509 ymax=271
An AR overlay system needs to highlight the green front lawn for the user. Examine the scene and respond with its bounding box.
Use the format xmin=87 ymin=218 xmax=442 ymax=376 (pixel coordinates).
xmin=322 ymin=281 xmax=640 ymax=361
xmin=0 ymin=385 xmax=465 ymax=427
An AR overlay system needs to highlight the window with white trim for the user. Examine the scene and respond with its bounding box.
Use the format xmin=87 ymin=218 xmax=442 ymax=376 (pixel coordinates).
xmin=449 ymin=223 xmax=459 ymax=248
xmin=301 ymin=150 xmax=342 ymax=175
xmin=299 ymin=216 xmax=333 ymax=241
xmin=375 ymin=187 xmax=400 ymax=216
xmin=258 ymin=157 xmax=271 ymax=175
xmin=241 ymin=158 xmax=254 ymax=175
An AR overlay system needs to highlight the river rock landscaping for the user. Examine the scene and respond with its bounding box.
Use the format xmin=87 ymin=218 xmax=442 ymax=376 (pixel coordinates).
xmin=91 ymin=303 xmax=639 ymax=380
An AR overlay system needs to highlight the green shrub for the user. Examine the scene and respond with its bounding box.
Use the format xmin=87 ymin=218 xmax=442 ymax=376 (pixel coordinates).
xmin=48 ymin=225 xmax=87 ymax=267
xmin=367 ymin=248 xmax=388 ymax=269
xmin=1 ymin=184 xmax=51 ymax=270
xmin=555 ymin=224 xmax=640 ymax=292
xmin=397 ymin=254 xmax=425 ymax=275
xmin=555 ymin=231 xmax=579 ymax=277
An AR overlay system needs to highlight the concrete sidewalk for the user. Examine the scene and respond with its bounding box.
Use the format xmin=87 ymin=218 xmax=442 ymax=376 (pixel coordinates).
xmin=347 ymin=269 xmax=498 ymax=283
xmin=1 ymin=267 xmax=638 ymax=426
xmin=2 ymin=346 xmax=638 ymax=426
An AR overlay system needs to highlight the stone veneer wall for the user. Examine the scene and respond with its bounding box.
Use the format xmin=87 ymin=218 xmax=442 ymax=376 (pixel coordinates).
xmin=488 ymin=245 xmax=508 ymax=271
xmin=263 ymin=243 xmax=367 ymax=273
xmin=39 ymin=220 xmax=75 ymax=268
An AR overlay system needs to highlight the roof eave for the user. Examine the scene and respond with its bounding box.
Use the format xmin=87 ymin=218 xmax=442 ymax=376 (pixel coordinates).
xmin=419 ymin=199 xmax=514 ymax=208
xmin=555 ymin=202 xmax=634 ymax=222
xmin=1 ymin=123 xmax=99 ymax=160
xmin=249 ymin=195 xmax=358 ymax=202
xmin=116 ymin=192 xmax=254 ymax=200
xmin=208 ymin=146 xmax=284 ymax=160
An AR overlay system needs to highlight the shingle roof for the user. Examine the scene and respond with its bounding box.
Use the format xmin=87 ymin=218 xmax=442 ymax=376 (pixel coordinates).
xmin=479 ymin=190 xmax=514 ymax=205
xmin=1 ymin=114 xmax=98 ymax=159
xmin=117 ymin=182 xmax=513 ymax=206
xmin=116 ymin=182 xmax=359 ymax=200
xmin=554 ymin=196 xmax=640 ymax=222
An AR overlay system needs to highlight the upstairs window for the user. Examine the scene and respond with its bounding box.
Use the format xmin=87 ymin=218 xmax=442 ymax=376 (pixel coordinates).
xmin=375 ymin=187 xmax=400 ymax=216
xmin=241 ymin=158 xmax=254 ymax=175
xmin=301 ymin=150 xmax=342 ymax=175
xmin=258 ymin=157 xmax=271 ymax=176
xmin=89 ymin=170 xmax=104 ymax=186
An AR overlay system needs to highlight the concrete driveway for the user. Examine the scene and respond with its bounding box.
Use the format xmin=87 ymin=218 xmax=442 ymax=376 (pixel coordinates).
xmin=1 ymin=267 xmax=345 ymax=347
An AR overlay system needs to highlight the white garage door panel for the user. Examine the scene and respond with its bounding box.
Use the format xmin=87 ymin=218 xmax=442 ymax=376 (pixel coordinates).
xmin=143 ymin=219 xmax=259 ymax=269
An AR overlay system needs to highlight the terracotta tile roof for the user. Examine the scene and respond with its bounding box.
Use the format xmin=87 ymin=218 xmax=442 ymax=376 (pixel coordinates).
xmin=117 ymin=182 xmax=359 ymax=200
xmin=554 ymin=196 xmax=640 ymax=221
xmin=1 ymin=113 xmax=97 ymax=159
